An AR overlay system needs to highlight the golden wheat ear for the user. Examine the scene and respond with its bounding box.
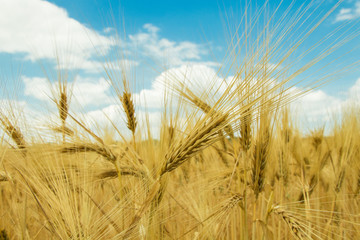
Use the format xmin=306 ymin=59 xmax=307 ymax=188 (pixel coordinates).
xmin=61 ymin=143 xmax=117 ymax=163
xmin=161 ymin=112 xmax=229 ymax=175
xmin=41 ymin=56 xmax=74 ymax=143
xmin=0 ymin=171 xmax=10 ymax=182
xmin=0 ymin=114 xmax=26 ymax=150
xmin=120 ymin=91 xmax=137 ymax=135
xmin=59 ymin=91 xmax=68 ymax=123
xmin=0 ymin=229 xmax=10 ymax=240
xmin=251 ymin=103 xmax=272 ymax=199
xmin=271 ymin=205 xmax=309 ymax=240
xmin=56 ymin=81 xmax=73 ymax=143
xmin=240 ymin=107 xmax=252 ymax=152
xmin=52 ymin=125 xmax=74 ymax=136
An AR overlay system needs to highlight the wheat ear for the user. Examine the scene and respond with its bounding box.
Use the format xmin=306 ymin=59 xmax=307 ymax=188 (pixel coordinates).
xmin=97 ymin=166 xmax=149 ymax=182
xmin=54 ymin=80 xmax=71 ymax=143
xmin=161 ymin=112 xmax=228 ymax=175
xmin=0 ymin=171 xmax=9 ymax=182
xmin=240 ymin=108 xmax=252 ymax=152
xmin=251 ymin=128 xmax=269 ymax=199
xmin=0 ymin=115 xmax=26 ymax=149
xmin=0 ymin=229 xmax=10 ymax=240
xmin=121 ymin=91 xmax=137 ymax=135
xmin=271 ymin=205 xmax=310 ymax=240
xmin=59 ymin=91 xmax=68 ymax=124
xmin=190 ymin=94 xmax=234 ymax=138
xmin=61 ymin=143 xmax=117 ymax=163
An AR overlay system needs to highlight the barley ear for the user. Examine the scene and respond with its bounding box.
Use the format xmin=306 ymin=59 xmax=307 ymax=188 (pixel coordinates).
xmin=251 ymin=128 xmax=269 ymax=199
xmin=161 ymin=112 xmax=228 ymax=175
xmin=271 ymin=206 xmax=309 ymax=240
xmin=0 ymin=171 xmax=9 ymax=182
xmin=0 ymin=229 xmax=10 ymax=240
xmin=59 ymin=91 xmax=68 ymax=124
xmin=240 ymin=108 xmax=252 ymax=152
xmin=121 ymin=91 xmax=137 ymax=135
xmin=0 ymin=115 xmax=26 ymax=150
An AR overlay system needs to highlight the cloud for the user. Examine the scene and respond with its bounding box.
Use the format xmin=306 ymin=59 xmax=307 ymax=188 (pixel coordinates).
xmin=0 ymin=0 xmax=113 ymax=70
xmin=0 ymin=98 xmax=50 ymax=138
xmin=143 ymin=23 xmax=160 ymax=34
xmin=84 ymin=104 xmax=163 ymax=139
xmin=153 ymin=64 xmax=222 ymax=91
xmin=134 ymin=64 xmax=228 ymax=109
xmin=334 ymin=1 xmax=360 ymax=22
xmin=133 ymin=63 xmax=360 ymax=134
xmin=23 ymin=76 xmax=51 ymax=101
xmin=22 ymin=75 xmax=113 ymax=107
xmin=85 ymin=104 xmax=123 ymax=127
xmin=291 ymin=89 xmax=343 ymax=126
xmin=0 ymin=1 xmax=212 ymax=71
xmin=72 ymin=77 xmax=113 ymax=107
xmin=20 ymin=69 xmax=360 ymax=137
xmin=103 ymin=27 xmax=115 ymax=34
xmin=349 ymin=77 xmax=360 ymax=97
xmin=128 ymin=24 xmax=211 ymax=66
xmin=346 ymin=77 xmax=360 ymax=107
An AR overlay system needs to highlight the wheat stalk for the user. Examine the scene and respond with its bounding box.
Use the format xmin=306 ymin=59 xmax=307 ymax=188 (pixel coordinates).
xmin=121 ymin=180 xmax=161 ymax=239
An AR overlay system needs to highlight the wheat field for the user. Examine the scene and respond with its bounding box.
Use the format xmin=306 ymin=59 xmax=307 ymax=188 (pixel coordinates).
xmin=1 ymin=1 xmax=360 ymax=240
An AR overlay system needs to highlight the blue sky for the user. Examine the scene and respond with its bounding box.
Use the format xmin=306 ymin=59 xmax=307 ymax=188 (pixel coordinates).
xmin=1 ymin=0 xmax=360 ymax=135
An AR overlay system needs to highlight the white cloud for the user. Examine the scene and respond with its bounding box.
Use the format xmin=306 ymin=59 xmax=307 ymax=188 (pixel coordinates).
xmin=129 ymin=24 xmax=210 ymax=66
xmin=134 ymin=64 xmax=227 ymax=109
xmin=85 ymin=104 xmax=123 ymax=127
xmin=292 ymin=89 xmax=343 ymax=125
xmin=0 ymin=99 xmax=28 ymax=116
xmin=84 ymin=104 xmax=163 ymax=139
xmin=23 ymin=76 xmax=51 ymax=101
xmin=22 ymin=75 xmax=113 ymax=107
xmin=134 ymin=63 xmax=359 ymax=135
xmin=0 ymin=99 xmax=49 ymax=139
xmin=0 ymin=0 xmax=213 ymax=71
xmin=349 ymin=77 xmax=360 ymax=97
xmin=346 ymin=77 xmax=360 ymax=107
xmin=134 ymin=89 xmax=164 ymax=109
xmin=153 ymin=64 xmax=221 ymax=91
xmin=335 ymin=1 xmax=360 ymax=22
xmin=103 ymin=27 xmax=115 ymax=34
xmin=72 ymin=77 xmax=113 ymax=107
xmin=19 ymin=73 xmax=360 ymax=138
xmin=63 ymin=59 xmax=139 ymax=73
xmin=143 ymin=23 xmax=160 ymax=34
xmin=0 ymin=0 xmax=113 ymax=70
